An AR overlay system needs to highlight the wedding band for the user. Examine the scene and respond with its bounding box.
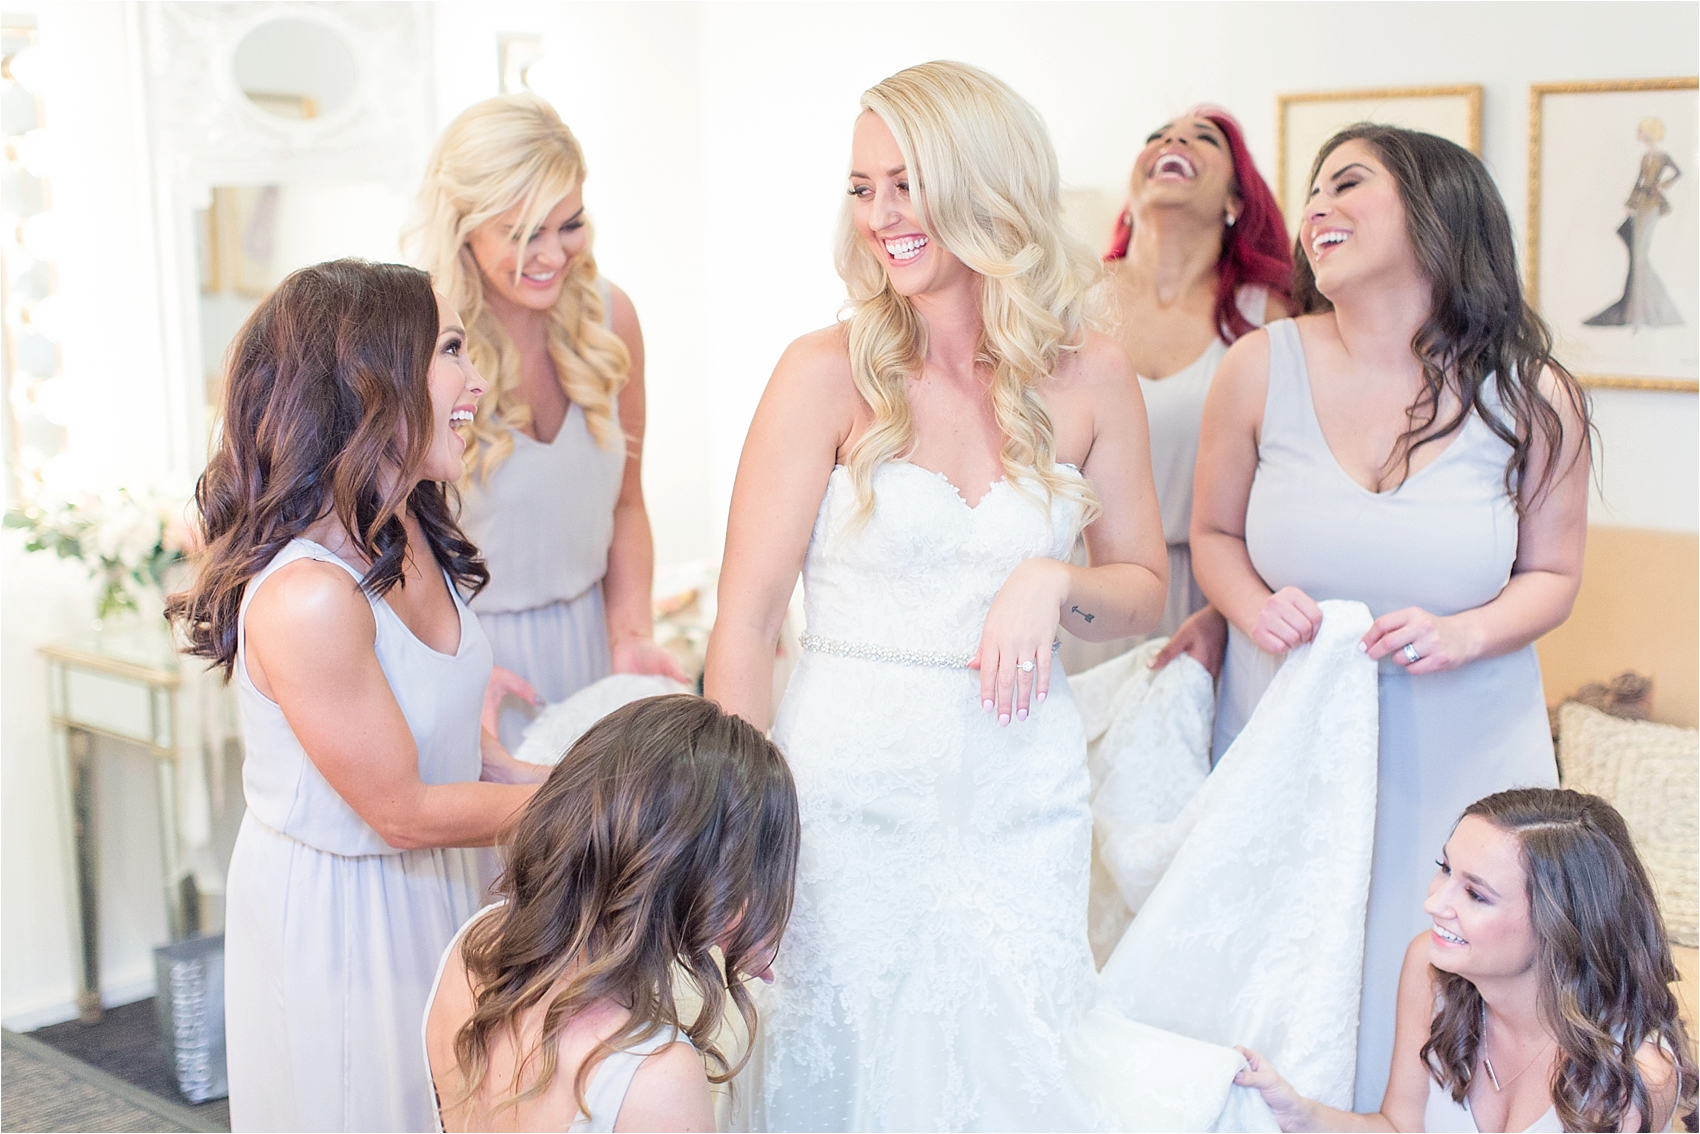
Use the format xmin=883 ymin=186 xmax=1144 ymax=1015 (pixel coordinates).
xmin=1017 ymin=660 xmax=1036 ymax=673
xmin=1402 ymin=643 xmax=1421 ymax=664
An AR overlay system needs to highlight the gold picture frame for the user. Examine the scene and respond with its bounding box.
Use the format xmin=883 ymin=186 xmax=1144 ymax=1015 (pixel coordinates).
xmin=1528 ymin=78 xmax=1699 ymax=393
xmin=1276 ymin=85 xmax=1483 ymax=229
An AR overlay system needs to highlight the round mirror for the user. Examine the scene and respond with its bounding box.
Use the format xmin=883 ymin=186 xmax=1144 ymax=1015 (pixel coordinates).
xmin=232 ymin=18 xmax=359 ymax=121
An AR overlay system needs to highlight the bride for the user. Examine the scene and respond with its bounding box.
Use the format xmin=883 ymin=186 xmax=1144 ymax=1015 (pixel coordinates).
xmin=704 ymin=61 xmax=1171 ymax=1129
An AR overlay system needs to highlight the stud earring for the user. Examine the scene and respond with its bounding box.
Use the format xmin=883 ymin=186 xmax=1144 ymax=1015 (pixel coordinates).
xmin=1225 ymin=213 xmax=1238 ymax=228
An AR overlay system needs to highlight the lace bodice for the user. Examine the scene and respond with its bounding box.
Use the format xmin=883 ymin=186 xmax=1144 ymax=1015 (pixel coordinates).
xmin=800 ymin=462 xmax=1086 ymax=656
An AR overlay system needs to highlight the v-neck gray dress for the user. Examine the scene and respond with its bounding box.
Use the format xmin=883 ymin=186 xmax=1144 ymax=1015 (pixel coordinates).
xmin=1214 ymin=319 xmax=1557 ymax=1113
xmin=456 ymin=282 xmax=627 ymax=753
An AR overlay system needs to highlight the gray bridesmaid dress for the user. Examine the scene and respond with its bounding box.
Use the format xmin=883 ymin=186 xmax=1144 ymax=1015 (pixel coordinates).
xmin=457 ymin=282 xmax=627 ymax=753
xmin=1062 ymin=287 xmax=1268 ymax=672
xmin=1213 ymin=319 xmax=1557 ymax=1112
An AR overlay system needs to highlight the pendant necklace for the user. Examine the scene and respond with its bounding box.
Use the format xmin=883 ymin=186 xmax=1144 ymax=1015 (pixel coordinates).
xmin=1482 ymin=1035 xmax=1552 ymax=1092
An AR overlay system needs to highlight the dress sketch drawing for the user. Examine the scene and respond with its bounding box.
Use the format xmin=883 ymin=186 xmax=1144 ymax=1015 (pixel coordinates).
xmin=1587 ymin=116 xmax=1684 ymax=329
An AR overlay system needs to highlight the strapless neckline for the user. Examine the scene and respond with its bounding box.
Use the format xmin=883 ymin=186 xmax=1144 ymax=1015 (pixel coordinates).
xmin=829 ymin=460 xmax=1084 ymax=513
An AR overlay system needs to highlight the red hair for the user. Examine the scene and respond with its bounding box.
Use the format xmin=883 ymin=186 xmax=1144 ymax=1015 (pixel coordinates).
xmin=1106 ymin=105 xmax=1293 ymax=343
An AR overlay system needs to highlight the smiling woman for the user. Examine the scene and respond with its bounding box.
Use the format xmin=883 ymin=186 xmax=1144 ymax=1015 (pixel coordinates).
xmin=1192 ymin=124 xmax=1596 ymax=1111
xmin=408 ymin=93 xmax=686 ymax=765
xmin=165 ymin=259 xmax=548 ymax=1131
xmin=705 ymin=60 xmax=1172 ymax=1130
xmin=1236 ymin=788 xmax=1696 ymax=1133
xmin=1072 ymin=105 xmax=1291 ymax=679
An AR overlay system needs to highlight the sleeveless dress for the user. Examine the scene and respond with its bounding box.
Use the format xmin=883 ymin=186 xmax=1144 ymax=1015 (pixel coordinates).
xmin=736 ymin=458 xmax=1393 ymax=1131
xmin=458 ymin=280 xmax=626 ymax=753
xmin=1214 ymin=320 xmax=1558 ymax=1112
xmin=423 ymin=904 xmax=691 ymax=1133
xmin=224 ymin=539 xmax=489 ymax=1132
xmin=1062 ymin=287 xmax=1267 ymax=672
xmin=1423 ymin=1076 xmax=1560 ymax=1132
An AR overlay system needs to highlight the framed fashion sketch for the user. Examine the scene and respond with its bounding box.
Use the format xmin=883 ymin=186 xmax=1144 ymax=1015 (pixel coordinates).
xmin=1276 ymin=85 xmax=1482 ymax=230
xmin=1529 ymin=78 xmax=1699 ymax=392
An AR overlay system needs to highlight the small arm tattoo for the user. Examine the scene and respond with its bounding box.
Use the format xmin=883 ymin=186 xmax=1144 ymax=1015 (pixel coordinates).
xmin=1070 ymin=605 xmax=1095 ymax=623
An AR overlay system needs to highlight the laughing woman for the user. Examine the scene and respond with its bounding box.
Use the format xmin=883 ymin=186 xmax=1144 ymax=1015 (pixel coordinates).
xmin=1237 ymin=789 xmax=1694 ymax=1133
xmin=1069 ymin=107 xmax=1291 ymax=677
xmin=168 ymin=260 xmax=544 ymax=1131
xmin=410 ymin=93 xmax=685 ymax=754
xmin=1192 ymin=126 xmax=1593 ymax=1112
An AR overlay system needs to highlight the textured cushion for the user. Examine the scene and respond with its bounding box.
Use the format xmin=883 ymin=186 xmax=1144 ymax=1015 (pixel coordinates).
xmin=1557 ymin=701 xmax=1698 ymax=947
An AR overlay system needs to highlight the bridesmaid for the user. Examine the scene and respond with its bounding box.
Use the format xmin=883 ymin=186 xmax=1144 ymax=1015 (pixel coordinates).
xmin=1068 ymin=107 xmax=1292 ymax=676
xmin=1192 ymin=125 xmax=1591 ymax=1113
xmin=167 ymin=260 xmax=545 ymax=1130
xmin=410 ymin=93 xmax=686 ymax=753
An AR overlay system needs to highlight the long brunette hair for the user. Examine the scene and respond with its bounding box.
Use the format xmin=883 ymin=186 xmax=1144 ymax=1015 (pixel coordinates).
xmin=450 ymin=694 xmax=800 ymax=1125
xmin=1105 ymin=105 xmax=1293 ymax=342
xmin=1293 ymin=124 xmax=1592 ymax=507
xmin=167 ymin=259 xmax=487 ymax=674
xmin=1423 ymin=789 xmax=1696 ymax=1132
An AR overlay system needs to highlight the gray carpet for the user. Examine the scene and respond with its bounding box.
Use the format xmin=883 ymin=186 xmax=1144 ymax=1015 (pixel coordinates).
xmin=25 ymin=998 xmax=229 ymax=1129
xmin=2 ymin=1029 xmax=219 ymax=1133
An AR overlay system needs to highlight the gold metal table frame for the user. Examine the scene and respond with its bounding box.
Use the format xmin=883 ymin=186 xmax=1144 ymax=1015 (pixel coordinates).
xmin=41 ymin=623 xmax=193 ymax=1024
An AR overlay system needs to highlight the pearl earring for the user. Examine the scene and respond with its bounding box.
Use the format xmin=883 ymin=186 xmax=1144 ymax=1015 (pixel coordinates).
xmin=1225 ymin=213 xmax=1238 ymax=228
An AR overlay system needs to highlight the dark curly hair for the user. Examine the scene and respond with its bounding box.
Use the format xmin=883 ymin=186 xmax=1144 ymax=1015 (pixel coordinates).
xmin=1293 ymin=124 xmax=1593 ymax=511
xmin=167 ymin=258 xmax=487 ymax=674
xmin=1423 ymin=788 xmax=1696 ymax=1132
xmin=449 ymin=694 xmax=800 ymax=1125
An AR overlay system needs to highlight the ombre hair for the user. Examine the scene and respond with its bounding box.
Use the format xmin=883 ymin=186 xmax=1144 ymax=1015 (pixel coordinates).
xmin=406 ymin=92 xmax=628 ymax=484
xmin=837 ymin=61 xmax=1102 ymax=523
xmin=448 ymin=695 xmax=800 ymax=1126
xmin=167 ymin=259 xmax=487 ymax=675
xmin=1105 ymin=106 xmax=1293 ymax=343
xmin=1423 ymin=789 xmax=1696 ymax=1132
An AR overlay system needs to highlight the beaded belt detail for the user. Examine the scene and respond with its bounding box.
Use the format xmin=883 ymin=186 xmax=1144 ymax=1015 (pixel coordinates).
xmin=799 ymin=632 xmax=1060 ymax=669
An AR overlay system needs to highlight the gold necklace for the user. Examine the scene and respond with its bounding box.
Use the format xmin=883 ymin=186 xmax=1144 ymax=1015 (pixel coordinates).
xmin=1481 ymin=1032 xmax=1553 ymax=1092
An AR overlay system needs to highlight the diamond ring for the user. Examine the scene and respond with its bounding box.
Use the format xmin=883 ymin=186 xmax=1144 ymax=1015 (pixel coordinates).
xmin=1402 ymin=643 xmax=1421 ymax=664
xmin=1017 ymin=660 xmax=1036 ymax=673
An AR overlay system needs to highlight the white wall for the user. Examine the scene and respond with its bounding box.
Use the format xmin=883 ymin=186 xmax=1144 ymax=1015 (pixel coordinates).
xmin=5 ymin=0 xmax=1695 ymax=1027
xmin=433 ymin=2 xmax=714 ymax=565
xmin=2 ymin=1 xmax=184 ymax=1027
xmin=685 ymin=0 xmax=1699 ymax=542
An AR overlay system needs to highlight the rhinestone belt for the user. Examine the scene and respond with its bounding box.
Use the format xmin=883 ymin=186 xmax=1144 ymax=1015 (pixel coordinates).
xmin=799 ymin=632 xmax=1060 ymax=669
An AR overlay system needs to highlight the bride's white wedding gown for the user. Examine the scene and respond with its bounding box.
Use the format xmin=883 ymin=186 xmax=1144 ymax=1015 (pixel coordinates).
xmin=735 ymin=461 xmax=1379 ymax=1132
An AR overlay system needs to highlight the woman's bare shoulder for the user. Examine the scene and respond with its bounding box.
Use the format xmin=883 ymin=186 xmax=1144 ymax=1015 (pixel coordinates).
xmin=766 ymin=324 xmax=859 ymax=411
xmin=1053 ymin=327 xmax=1136 ymax=392
xmin=614 ymin=1038 xmax=713 ymax=1133
xmin=246 ymin=557 xmax=373 ymax=644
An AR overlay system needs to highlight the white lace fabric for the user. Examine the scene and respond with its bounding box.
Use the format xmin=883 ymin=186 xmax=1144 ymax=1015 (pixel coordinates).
xmin=738 ymin=460 xmax=1379 ymax=1132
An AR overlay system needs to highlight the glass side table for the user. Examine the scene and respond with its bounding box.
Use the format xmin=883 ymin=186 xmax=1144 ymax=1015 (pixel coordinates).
xmin=42 ymin=619 xmax=194 ymax=1023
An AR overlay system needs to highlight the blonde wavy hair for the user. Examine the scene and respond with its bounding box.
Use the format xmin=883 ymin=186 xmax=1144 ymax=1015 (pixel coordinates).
xmin=837 ymin=61 xmax=1102 ymax=521
xmin=406 ymin=92 xmax=628 ymax=483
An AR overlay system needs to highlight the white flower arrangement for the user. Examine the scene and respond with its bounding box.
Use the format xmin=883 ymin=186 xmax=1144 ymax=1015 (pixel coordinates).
xmin=6 ymin=464 xmax=194 ymax=621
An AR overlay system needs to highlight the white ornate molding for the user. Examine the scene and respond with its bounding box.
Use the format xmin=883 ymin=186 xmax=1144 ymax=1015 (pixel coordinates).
xmin=134 ymin=1 xmax=436 ymax=473
xmin=139 ymin=1 xmax=434 ymax=195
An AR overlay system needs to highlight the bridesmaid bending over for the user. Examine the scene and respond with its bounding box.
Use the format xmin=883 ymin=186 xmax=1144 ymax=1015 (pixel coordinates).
xmin=1237 ymin=789 xmax=1694 ymax=1132
xmin=1193 ymin=125 xmax=1593 ymax=1112
xmin=411 ymin=93 xmax=686 ymax=753
xmin=425 ymin=695 xmax=799 ymax=1132
xmin=1068 ymin=105 xmax=1291 ymax=675
xmin=169 ymin=260 xmax=546 ymax=1131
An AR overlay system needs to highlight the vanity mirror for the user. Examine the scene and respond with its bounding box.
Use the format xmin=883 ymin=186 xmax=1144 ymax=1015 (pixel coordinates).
xmin=231 ymin=16 xmax=360 ymax=121
xmin=138 ymin=2 xmax=433 ymax=463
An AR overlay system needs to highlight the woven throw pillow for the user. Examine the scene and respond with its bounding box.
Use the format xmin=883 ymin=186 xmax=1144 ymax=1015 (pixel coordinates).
xmin=1558 ymin=701 xmax=1698 ymax=947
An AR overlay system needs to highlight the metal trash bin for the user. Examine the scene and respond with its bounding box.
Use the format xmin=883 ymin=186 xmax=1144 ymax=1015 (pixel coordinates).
xmin=153 ymin=933 xmax=228 ymax=1103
